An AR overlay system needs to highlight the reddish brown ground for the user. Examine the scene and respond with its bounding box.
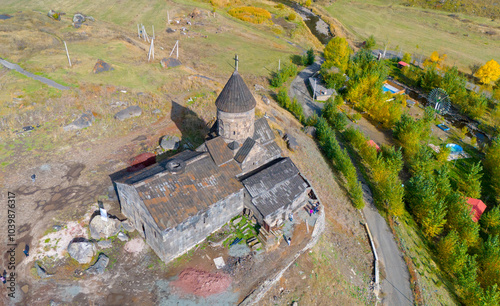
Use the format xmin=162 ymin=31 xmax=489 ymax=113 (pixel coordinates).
xmin=171 ymin=268 xmax=232 ymax=297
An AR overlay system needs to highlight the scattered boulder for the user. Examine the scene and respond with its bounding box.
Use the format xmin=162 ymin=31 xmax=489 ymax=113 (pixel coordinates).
xmin=109 ymin=101 xmax=127 ymax=108
xmin=86 ymin=253 xmax=109 ymax=275
xmin=67 ymin=238 xmax=96 ymax=264
xmin=284 ymin=134 xmax=299 ymax=151
xmin=160 ymin=57 xmax=182 ymax=68
xmin=302 ymin=126 xmax=316 ymax=138
xmin=47 ymin=10 xmax=61 ymax=21
xmin=152 ymin=109 xmax=161 ymax=114
xmin=114 ymin=105 xmax=142 ymax=121
xmin=89 ymin=215 xmax=121 ymax=239
xmin=97 ymin=240 xmax=112 ymax=249
xmin=117 ymin=232 xmax=129 ymax=242
xmin=261 ymin=95 xmax=270 ymax=105
xmin=160 ymin=135 xmax=180 ymax=151
xmin=166 ymin=28 xmax=176 ymax=33
xmin=63 ymin=111 xmax=95 ymax=131
xmin=36 ymin=263 xmax=52 ymax=278
xmin=120 ymin=220 xmax=135 ymax=232
xmin=72 ymin=13 xmax=85 ymax=25
xmin=93 ymin=59 xmax=114 ymax=74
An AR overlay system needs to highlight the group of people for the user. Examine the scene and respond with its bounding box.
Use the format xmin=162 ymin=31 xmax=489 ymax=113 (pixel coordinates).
xmin=308 ymin=202 xmax=320 ymax=216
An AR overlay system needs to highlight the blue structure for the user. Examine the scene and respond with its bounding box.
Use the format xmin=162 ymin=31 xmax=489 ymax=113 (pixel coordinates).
xmin=437 ymin=124 xmax=450 ymax=132
xmin=446 ymin=143 xmax=463 ymax=155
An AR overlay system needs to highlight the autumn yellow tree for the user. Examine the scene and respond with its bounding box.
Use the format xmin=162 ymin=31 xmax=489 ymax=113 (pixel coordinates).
xmin=323 ymin=37 xmax=351 ymax=72
xmin=424 ymin=51 xmax=447 ymax=68
xmin=475 ymin=59 xmax=500 ymax=84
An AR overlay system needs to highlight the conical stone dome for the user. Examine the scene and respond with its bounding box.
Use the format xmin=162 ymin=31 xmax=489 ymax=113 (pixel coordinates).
xmin=215 ymin=71 xmax=256 ymax=113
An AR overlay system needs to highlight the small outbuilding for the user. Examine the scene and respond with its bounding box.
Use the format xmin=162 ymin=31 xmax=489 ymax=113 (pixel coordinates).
xmin=398 ymin=61 xmax=409 ymax=68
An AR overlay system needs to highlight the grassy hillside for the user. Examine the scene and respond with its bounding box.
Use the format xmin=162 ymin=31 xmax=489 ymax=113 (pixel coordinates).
xmin=323 ymin=0 xmax=500 ymax=73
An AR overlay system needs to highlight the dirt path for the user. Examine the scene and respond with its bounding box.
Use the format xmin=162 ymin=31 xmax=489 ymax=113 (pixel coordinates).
xmin=0 ymin=57 xmax=69 ymax=90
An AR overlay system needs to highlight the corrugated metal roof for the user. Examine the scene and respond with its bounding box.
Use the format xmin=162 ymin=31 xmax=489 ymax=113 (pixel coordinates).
xmin=253 ymin=118 xmax=275 ymax=144
xmin=242 ymin=158 xmax=299 ymax=198
xmin=134 ymin=154 xmax=242 ymax=231
xmin=252 ymin=174 xmax=309 ymax=218
xmin=215 ymin=71 xmax=256 ymax=113
xmin=234 ymin=138 xmax=256 ymax=163
xmin=205 ymin=136 xmax=233 ymax=166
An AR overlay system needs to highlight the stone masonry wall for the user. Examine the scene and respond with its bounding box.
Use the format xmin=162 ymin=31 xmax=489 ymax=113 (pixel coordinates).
xmin=217 ymin=109 xmax=254 ymax=143
xmin=156 ymin=189 xmax=245 ymax=263
xmin=115 ymin=182 xmax=164 ymax=253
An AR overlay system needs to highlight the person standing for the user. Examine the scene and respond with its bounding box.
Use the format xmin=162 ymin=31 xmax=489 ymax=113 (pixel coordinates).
xmin=287 ymin=237 xmax=291 ymax=246
xmin=31 ymin=174 xmax=36 ymax=183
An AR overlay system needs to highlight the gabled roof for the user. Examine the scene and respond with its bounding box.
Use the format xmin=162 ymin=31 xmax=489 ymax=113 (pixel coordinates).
xmin=242 ymin=158 xmax=299 ymax=198
xmin=467 ymin=198 xmax=487 ymax=222
xmin=252 ymin=174 xmax=309 ymax=218
xmin=205 ymin=136 xmax=233 ymax=166
xmin=234 ymin=138 xmax=256 ymax=163
xmin=253 ymin=118 xmax=275 ymax=144
xmin=215 ymin=71 xmax=256 ymax=113
xmin=133 ymin=154 xmax=242 ymax=231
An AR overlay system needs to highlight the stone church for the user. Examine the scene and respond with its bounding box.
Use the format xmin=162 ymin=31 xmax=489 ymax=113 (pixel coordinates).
xmin=114 ymin=65 xmax=318 ymax=264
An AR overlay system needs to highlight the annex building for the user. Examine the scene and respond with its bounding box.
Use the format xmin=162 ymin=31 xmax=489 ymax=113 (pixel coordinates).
xmin=114 ymin=66 xmax=318 ymax=263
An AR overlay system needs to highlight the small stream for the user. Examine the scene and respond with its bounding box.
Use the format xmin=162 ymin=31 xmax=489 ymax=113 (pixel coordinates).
xmin=275 ymin=0 xmax=332 ymax=45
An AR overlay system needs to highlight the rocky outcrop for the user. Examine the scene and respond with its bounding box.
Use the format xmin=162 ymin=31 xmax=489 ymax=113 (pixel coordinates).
xmin=89 ymin=216 xmax=121 ymax=239
xmin=36 ymin=263 xmax=53 ymax=278
xmin=86 ymin=253 xmax=109 ymax=275
xmin=160 ymin=57 xmax=182 ymax=68
xmin=93 ymin=59 xmax=114 ymax=74
xmin=63 ymin=111 xmax=95 ymax=131
xmin=114 ymin=106 xmax=142 ymax=121
xmin=160 ymin=135 xmax=180 ymax=151
xmin=67 ymin=239 xmax=96 ymax=264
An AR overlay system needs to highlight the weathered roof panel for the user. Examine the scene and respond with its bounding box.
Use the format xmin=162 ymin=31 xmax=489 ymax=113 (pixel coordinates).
xmin=253 ymin=118 xmax=275 ymax=144
xmin=205 ymin=136 xmax=234 ymax=166
xmin=215 ymin=71 xmax=257 ymax=113
xmin=134 ymin=154 xmax=242 ymax=231
xmin=234 ymin=137 xmax=256 ymax=163
xmin=252 ymin=174 xmax=309 ymax=218
xmin=242 ymin=158 xmax=299 ymax=198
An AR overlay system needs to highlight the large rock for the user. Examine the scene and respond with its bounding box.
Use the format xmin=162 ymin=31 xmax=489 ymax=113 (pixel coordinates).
xmin=86 ymin=253 xmax=109 ymax=275
xmin=160 ymin=135 xmax=180 ymax=150
xmin=117 ymin=232 xmax=129 ymax=242
xmin=89 ymin=216 xmax=121 ymax=239
xmin=285 ymin=134 xmax=299 ymax=152
xmin=67 ymin=239 xmax=96 ymax=264
xmin=160 ymin=57 xmax=182 ymax=68
xmin=73 ymin=13 xmax=85 ymax=23
xmin=36 ymin=263 xmax=52 ymax=278
xmin=93 ymin=59 xmax=114 ymax=74
xmin=114 ymin=106 xmax=142 ymax=121
xmin=302 ymin=126 xmax=316 ymax=138
xmin=63 ymin=111 xmax=95 ymax=131
xmin=120 ymin=220 xmax=135 ymax=232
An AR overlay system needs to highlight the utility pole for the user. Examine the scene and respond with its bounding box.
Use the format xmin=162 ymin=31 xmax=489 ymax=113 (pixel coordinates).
xmin=234 ymin=54 xmax=239 ymax=71
xmin=278 ymin=59 xmax=281 ymax=71
xmin=63 ymin=41 xmax=71 ymax=67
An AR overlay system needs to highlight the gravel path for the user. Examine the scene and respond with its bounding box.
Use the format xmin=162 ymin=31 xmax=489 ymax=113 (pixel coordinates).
xmin=0 ymin=57 xmax=70 ymax=90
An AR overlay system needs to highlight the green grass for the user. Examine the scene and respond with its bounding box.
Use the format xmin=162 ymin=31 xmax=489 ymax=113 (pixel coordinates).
xmin=324 ymin=0 xmax=500 ymax=73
